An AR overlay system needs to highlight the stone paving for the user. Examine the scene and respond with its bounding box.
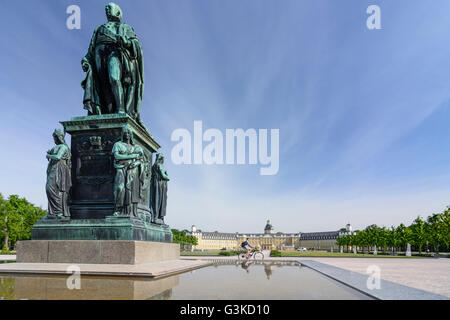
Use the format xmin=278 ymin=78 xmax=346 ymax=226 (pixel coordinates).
xmin=297 ymin=257 xmax=450 ymax=298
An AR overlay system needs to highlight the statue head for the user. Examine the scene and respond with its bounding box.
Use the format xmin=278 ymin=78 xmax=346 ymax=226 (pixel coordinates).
xmin=105 ymin=2 xmax=122 ymax=22
xmin=121 ymin=125 xmax=134 ymax=144
xmin=155 ymin=153 xmax=164 ymax=164
xmin=52 ymin=129 xmax=66 ymax=145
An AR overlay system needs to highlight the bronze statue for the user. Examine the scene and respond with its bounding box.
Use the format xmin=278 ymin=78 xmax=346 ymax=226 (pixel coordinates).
xmin=112 ymin=125 xmax=148 ymax=217
xmin=46 ymin=129 xmax=72 ymax=218
xmin=35 ymin=4 xmax=173 ymax=243
xmin=150 ymin=153 xmax=169 ymax=223
xmin=81 ymin=2 xmax=144 ymax=126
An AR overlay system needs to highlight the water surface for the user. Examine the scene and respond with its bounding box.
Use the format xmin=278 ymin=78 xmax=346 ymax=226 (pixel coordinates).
xmin=0 ymin=260 xmax=371 ymax=300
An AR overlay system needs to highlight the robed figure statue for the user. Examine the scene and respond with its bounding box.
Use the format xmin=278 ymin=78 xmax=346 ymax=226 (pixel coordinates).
xmin=150 ymin=153 xmax=169 ymax=223
xmin=112 ymin=125 xmax=149 ymax=217
xmin=81 ymin=2 xmax=144 ymax=125
xmin=46 ymin=129 xmax=72 ymax=218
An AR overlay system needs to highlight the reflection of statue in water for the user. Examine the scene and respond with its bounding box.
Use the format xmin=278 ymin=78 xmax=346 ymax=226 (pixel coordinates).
xmin=264 ymin=264 xmax=274 ymax=280
xmin=112 ymin=125 xmax=148 ymax=217
xmin=150 ymin=154 xmax=169 ymax=223
xmin=81 ymin=2 xmax=144 ymax=126
xmin=46 ymin=129 xmax=72 ymax=218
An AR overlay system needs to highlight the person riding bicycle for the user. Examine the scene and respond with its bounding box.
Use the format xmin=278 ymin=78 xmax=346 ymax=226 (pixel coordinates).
xmin=241 ymin=238 xmax=253 ymax=259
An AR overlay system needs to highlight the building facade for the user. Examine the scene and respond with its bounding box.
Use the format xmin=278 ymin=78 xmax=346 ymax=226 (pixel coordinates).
xmin=189 ymin=220 xmax=352 ymax=251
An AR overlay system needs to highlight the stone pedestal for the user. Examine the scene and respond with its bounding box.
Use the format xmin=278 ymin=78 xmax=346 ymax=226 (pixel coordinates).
xmin=61 ymin=114 xmax=159 ymax=220
xmin=17 ymin=240 xmax=179 ymax=264
xmin=3 ymin=240 xmax=211 ymax=279
xmin=32 ymin=114 xmax=172 ymax=243
xmin=32 ymin=216 xmax=172 ymax=242
xmin=16 ymin=115 xmax=190 ymax=279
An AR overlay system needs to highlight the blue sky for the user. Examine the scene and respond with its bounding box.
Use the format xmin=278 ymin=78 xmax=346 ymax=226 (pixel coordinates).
xmin=1 ymin=0 xmax=450 ymax=233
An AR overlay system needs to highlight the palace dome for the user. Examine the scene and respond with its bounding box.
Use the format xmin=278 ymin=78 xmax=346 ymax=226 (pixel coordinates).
xmin=264 ymin=219 xmax=274 ymax=234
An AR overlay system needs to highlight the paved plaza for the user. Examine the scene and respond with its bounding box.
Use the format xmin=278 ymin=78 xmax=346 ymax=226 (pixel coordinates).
xmin=296 ymin=257 xmax=450 ymax=298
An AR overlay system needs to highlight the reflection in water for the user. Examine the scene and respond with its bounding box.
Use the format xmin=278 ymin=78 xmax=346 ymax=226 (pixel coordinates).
xmin=0 ymin=277 xmax=15 ymax=300
xmin=264 ymin=264 xmax=274 ymax=279
xmin=231 ymin=260 xmax=302 ymax=279
xmin=0 ymin=274 xmax=178 ymax=300
xmin=168 ymin=261 xmax=370 ymax=300
xmin=0 ymin=261 xmax=371 ymax=300
xmin=240 ymin=260 xmax=254 ymax=273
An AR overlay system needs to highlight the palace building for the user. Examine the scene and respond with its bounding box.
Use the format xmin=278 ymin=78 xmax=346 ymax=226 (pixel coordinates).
xmin=189 ymin=220 xmax=353 ymax=251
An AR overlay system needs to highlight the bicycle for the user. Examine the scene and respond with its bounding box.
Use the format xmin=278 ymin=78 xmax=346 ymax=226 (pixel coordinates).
xmin=238 ymin=248 xmax=264 ymax=261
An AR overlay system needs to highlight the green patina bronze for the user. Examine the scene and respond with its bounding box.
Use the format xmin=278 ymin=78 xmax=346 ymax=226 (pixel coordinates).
xmin=45 ymin=129 xmax=72 ymax=219
xmin=81 ymin=2 xmax=145 ymax=128
xmin=35 ymin=3 xmax=172 ymax=243
xmin=32 ymin=216 xmax=172 ymax=242
xmin=151 ymin=153 xmax=170 ymax=224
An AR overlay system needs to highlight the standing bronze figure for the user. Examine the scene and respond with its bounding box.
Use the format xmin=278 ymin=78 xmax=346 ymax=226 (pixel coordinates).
xmin=46 ymin=129 xmax=72 ymax=218
xmin=112 ymin=125 xmax=148 ymax=217
xmin=81 ymin=2 xmax=144 ymax=125
xmin=150 ymin=153 xmax=169 ymax=223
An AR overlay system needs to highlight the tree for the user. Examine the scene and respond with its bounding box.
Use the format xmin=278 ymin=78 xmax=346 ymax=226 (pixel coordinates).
xmin=336 ymin=235 xmax=345 ymax=250
xmin=0 ymin=194 xmax=46 ymax=250
xmin=410 ymin=216 xmax=426 ymax=254
xmin=336 ymin=234 xmax=351 ymax=252
xmin=364 ymin=224 xmax=381 ymax=251
xmin=171 ymin=229 xmax=198 ymax=246
xmin=349 ymin=230 xmax=360 ymax=253
xmin=0 ymin=194 xmax=14 ymax=250
xmin=426 ymin=213 xmax=444 ymax=253
xmin=395 ymin=223 xmax=411 ymax=252
xmin=441 ymin=208 xmax=450 ymax=251
xmin=378 ymin=226 xmax=388 ymax=252
xmin=386 ymin=226 xmax=397 ymax=252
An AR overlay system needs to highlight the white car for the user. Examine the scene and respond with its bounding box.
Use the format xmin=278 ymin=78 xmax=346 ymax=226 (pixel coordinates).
xmin=297 ymin=247 xmax=307 ymax=251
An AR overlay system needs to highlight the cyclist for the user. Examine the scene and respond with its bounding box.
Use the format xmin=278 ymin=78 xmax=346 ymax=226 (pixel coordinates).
xmin=241 ymin=238 xmax=253 ymax=259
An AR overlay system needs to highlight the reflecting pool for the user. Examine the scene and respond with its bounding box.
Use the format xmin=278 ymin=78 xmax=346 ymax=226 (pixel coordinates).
xmin=0 ymin=260 xmax=371 ymax=300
